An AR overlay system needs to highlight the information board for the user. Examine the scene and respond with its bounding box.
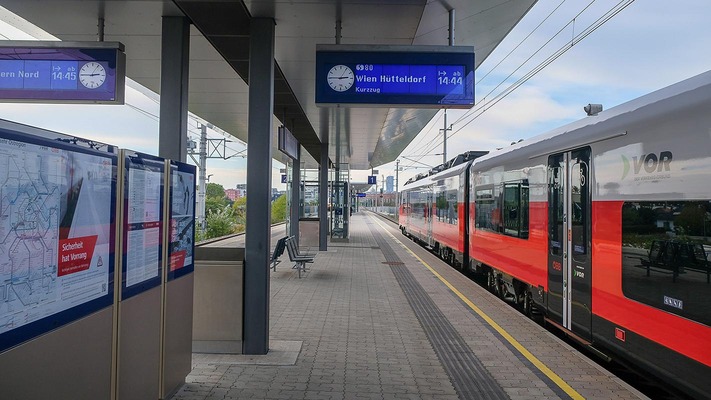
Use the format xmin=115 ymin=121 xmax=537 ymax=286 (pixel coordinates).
xmin=316 ymin=45 xmax=474 ymax=108
xmin=121 ymin=151 xmax=165 ymax=299
xmin=167 ymin=160 xmax=196 ymax=281
xmin=278 ymin=126 xmax=299 ymax=160
xmin=0 ymin=127 xmax=117 ymax=352
xmin=0 ymin=41 xmax=125 ymax=104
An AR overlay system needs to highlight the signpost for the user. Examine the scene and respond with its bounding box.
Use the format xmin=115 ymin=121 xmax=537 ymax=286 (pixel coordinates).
xmin=315 ymin=45 xmax=474 ymax=108
xmin=368 ymin=175 xmax=377 ymax=185
xmin=0 ymin=41 xmax=126 ymax=104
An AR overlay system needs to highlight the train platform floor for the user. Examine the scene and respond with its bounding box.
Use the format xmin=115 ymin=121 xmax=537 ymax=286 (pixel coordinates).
xmin=173 ymin=212 xmax=646 ymax=400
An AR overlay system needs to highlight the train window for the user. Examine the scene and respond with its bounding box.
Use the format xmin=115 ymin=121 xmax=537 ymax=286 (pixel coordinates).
xmin=502 ymin=182 xmax=529 ymax=239
xmin=475 ymin=187 xmax=497 ymax=232
xmin=476 ymin=182 xmax=529 ymax=238
xmin=571 ymin=159 xmax=589 ymax=260
xmin=621 ymin=201 xmax=711 ymax=327
xmin=548 ymin=156 xmax=565 ymax=256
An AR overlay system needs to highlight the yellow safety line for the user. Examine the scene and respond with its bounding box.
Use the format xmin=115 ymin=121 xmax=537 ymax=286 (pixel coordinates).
xmin=370 ymin=216 xmax=585 ymax=400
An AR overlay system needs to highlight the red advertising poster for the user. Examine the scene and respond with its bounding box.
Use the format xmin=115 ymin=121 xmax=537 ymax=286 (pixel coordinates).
xmin=57 ymin=235 xmax=99 ymax=276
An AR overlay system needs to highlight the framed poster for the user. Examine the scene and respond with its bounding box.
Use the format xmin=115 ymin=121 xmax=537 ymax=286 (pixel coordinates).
xmin=167 ymin=160 xmax=196 ymax=281
xmin=0 ymin=127 xmax=117 ymax=352
xmin=120 ymin=151 xmax=165 ymax=299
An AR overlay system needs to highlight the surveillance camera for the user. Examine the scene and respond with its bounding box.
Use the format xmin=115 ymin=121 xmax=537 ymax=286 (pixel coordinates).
xmin=584 ymin=104 xmax=603 ymax=116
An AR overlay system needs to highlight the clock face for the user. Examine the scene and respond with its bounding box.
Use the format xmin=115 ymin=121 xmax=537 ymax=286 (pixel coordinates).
xmin=79 ymin=62 xmax=106 ymax=89
xmin=327 ymin=65 xmax=354 ymax=92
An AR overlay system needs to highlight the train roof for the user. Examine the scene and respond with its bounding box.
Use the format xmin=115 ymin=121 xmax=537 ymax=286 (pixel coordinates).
xmin=402 ymin=150 xmax=488 ymax=189
xmin=470 ymin=69 xmax=711 ymax=170
xmin=402 ymin=157 xmax=472 ymax=190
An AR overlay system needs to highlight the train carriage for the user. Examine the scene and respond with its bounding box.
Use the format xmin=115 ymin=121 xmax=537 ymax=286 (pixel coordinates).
xmin=400 ymin=70 xmax=711 ymax=398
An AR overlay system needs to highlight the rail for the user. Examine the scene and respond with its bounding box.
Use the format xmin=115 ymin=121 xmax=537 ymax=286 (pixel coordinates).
xmin=362 ymin=208 xmax=399 ymax=225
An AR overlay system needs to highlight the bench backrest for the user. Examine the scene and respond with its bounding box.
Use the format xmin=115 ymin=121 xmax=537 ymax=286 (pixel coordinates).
xmin=272 ymin=236 xmax=287 ymax=261
xmin=285 ymin=236 xmax=298 ymax=261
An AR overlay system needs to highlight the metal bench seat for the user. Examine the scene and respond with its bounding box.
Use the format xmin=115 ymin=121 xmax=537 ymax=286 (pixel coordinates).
xmin=269 ymin=236 xmax=288 ymax=271
xmin=285 ymin=236 xmax=315 ymax=278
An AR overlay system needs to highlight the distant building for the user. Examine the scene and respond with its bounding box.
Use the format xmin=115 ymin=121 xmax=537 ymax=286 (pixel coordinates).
xmin=234 ymin=183 xmax=247 ymax=199
xmin=386 ymin=176 xmax=394 ymax=193
xmin=225 ymin=189 xmax=238 ymax=201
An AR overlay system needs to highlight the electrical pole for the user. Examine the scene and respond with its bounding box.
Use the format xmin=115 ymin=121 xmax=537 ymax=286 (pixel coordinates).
xmin=443 ymin=9 xmax=455 ymax=166
xmin=197 ymin=124 xmax=207 ymax=231
xmin=441 ymin=110 xmax=453 ymax=166
xmin=442 ymin=109 xmax=447 ymax=165
xmin=395 ymin=159 xmax=400 ymax=208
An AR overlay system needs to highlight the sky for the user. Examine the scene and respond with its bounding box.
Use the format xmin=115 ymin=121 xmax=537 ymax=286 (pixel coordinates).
xmin=0 ymin=0 xmax=710 ymax=192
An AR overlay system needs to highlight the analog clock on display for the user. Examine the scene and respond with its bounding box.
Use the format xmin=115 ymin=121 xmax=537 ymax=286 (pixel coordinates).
xmin=327 ymin=64 xmax=354 ymax=92
xmin=79 ymin=62 xmax=106 ymax=89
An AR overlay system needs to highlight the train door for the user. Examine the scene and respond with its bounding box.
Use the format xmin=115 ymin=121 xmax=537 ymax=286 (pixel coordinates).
xmin=547 ymin=147 xmax=592 ymax=341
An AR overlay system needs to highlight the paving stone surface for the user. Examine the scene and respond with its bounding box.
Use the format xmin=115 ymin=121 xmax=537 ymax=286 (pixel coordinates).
xmin=172 ymin=213 xmax=647 ymax=400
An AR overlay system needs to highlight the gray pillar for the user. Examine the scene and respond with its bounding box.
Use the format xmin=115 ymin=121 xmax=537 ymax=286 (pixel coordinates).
xmin=319 ymin=141 xmax=329 ymax=251
xmin=159 ymin=16 xmax=190 ymax=162
xmin=289 ymin=148 xmax=301 ymax=242
xmin=243 ymin=18 xmax=275 ymax=355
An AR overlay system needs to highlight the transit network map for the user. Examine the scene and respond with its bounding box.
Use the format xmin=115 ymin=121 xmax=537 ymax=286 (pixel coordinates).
xmin=0 ymin=135 xmax=114 ymax=338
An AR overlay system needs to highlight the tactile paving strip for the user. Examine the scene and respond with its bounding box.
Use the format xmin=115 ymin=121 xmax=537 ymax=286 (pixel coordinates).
xmin=368 ymin=221 xmax=510 ymax=400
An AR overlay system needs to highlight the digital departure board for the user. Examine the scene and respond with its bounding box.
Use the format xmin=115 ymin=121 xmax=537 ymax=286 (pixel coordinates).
xmin=0 ymin=41 xmax=125 ymax=104
xmin=316 ymin=45 xmax=474 ymax=108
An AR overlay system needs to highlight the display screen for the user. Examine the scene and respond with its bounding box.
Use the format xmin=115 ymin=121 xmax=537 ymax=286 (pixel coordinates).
xmin=315 ymin=46 xmax=474 ymax=108
xmin=0 ymin=127 xmax=117 ymax=352
xmin=167 ymin=161 xmax=196 ymax=281
xmin=0 ymin=44 xmax=124 ymax=104
xmin=352 ymin=64 xmax=465 ymax=95
xmin=121 ymin=151 xmax=164 ymax=299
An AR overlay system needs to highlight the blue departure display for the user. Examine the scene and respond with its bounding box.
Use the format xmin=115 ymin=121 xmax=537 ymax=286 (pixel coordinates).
xmin=0 ymin=43 xmax=124 ymax=104
xmin=354 ymin=64 xmax=464 ymax=95
xmin=0 ymin=60 xmax=109 ymax=91
xmin=316 ymin=46 xmax=475 ymax=109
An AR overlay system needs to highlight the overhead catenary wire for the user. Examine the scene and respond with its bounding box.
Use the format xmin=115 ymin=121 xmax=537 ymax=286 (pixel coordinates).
xmin=453 ymin=0 xmax=568 ymax=126
xmin=450 ymin=0 xmax=634 ymax=138
xmin=404 ymin=0 xmax=634 ymax=169
xmin=457 ymin=0 xmax=597 ymax=126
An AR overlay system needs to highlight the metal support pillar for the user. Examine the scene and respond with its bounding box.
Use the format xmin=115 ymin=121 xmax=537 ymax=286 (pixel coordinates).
xmin=158 ymin=16 xmax=190 ymax=162
xmin=319 ymin=141 xmax=329 ymax=251
xmin=290 ymin=147 xmax=301 ymax=243
xmin=243 ymin=18 xmax=275 ymax=355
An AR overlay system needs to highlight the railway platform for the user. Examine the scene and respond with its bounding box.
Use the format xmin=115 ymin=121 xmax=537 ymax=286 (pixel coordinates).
xmin=173 ymin=212 xmax=646 ymax=400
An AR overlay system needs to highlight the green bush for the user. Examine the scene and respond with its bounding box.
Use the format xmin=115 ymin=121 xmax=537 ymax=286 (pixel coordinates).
xmin=204 ymin=205 xmax=235 ymax=239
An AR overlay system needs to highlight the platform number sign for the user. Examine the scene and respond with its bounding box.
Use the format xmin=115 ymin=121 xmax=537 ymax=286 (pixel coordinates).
xmin=368 ymin=176 xmax=377 ymax=185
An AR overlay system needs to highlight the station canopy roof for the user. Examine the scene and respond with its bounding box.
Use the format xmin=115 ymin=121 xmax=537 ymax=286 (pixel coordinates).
xmin=2 ymin=0 xmax=536 ymax=169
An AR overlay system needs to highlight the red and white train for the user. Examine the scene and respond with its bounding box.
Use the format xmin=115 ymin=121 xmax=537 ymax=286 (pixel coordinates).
xmin=399 ymin=71 xmax=711 ymax=398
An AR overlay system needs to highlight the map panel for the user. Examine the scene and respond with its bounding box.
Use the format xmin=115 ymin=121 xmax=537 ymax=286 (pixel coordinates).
xmin=0 ymin=135 xmax=113 ymax=338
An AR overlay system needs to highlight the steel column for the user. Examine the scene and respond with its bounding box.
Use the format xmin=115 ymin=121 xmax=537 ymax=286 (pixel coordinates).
xmin=243 ymin=18 xmax=275 ymax=355
xmin=158 ymin=16 xmax=190 ymax=162
xmin=290 ymin=147 xmax=301 ymax=243
xmin=319 ymin=141 xmax=329 ymax=251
